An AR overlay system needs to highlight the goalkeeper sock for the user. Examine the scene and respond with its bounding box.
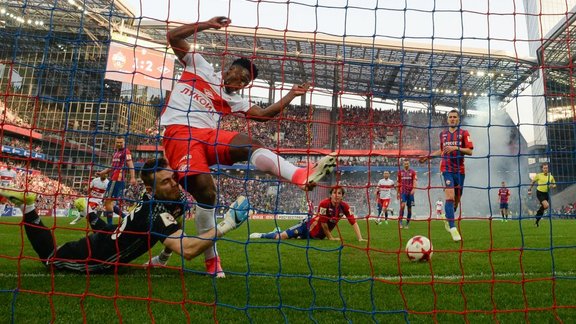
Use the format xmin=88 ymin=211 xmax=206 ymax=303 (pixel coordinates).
xmin=88 ymin=212 xmax=107 ymax=231
xmin=22 ymin=209 xmax=55 ymax=260
xmin=158 ymin=250 xmax=172 ymax=263
xmin=22 ymin=205 xmax=39 ymax=223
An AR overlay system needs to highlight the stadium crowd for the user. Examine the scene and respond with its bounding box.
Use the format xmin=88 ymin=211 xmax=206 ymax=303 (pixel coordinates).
xmin=133 ymin=103 xmax=448 ymax=152
xmin=214 ymin=174 xmax=309 ymax=214
xmin=220 ymin=102 xmax=311 ymax=149
xmin=0 ymin=102 xmax=32 ymax=129
xmin=0 ymin=161 xmax=79 ymax=210
xmin=219 ymin=104 xmax=445 ymax=151
xmin=2 ymin=135 xmax=44 ymax=153
xmin=334 ymin=106 xmax=445 ymax=150
xmin=553 ymin=202 xmax=576 ymax=218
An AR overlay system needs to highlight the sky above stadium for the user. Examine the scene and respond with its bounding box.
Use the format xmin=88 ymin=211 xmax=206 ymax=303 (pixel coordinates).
xmin=124 ymin=0 xmax=531 ymax=55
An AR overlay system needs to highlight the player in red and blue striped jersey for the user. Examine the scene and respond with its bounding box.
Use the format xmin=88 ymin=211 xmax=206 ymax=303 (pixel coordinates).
xmin=97 ymin=137 xmax=137 ymax=226
xmin=250 ymin=186 xmax=366 ymax=242
xmin=420 ymin=109 xmax=473 ymax=242
xmin=497 ymin=181 xmax=511 ymax=222
xmin=397 ymin=160 xmax=417 ymax=229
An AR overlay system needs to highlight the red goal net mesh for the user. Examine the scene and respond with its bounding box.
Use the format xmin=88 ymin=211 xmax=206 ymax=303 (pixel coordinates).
xmin=0 ymin=0 xmax=575 ymax=322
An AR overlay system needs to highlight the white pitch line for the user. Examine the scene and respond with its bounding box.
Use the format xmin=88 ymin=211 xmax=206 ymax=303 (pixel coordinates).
xmin=0 ymin=271 xmax=575 ymax=281
xmin=372 ymin=271 xmax=576 ymax=281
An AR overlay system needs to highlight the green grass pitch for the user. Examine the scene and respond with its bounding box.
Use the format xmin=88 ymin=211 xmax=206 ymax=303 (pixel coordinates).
xmin=1 ymin=216 xmax=575 ymax=323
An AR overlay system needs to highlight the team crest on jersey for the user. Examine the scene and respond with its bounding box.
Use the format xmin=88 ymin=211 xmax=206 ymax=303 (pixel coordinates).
xmin=177 ymin=154 xmax=193 ymax=172
xmin=178 ymin=154 xmax=193 ymax=164
xmin=319 ymin=207 xmax=327 ymax=215
xmin=203 ymin=89 xmax=215 ymax=100
xmin=160 ymin=212 xmax=177 ymax=227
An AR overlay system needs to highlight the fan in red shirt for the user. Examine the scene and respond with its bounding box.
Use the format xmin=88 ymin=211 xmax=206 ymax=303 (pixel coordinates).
xmin=250 ymin=186 xmax=366 ymax=242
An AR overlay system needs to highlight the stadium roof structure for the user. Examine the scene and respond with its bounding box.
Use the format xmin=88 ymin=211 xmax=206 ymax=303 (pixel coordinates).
xmin=137 ymin=21 xmax=538 ymax=110
xmin=536 ymin=8 xmax=576 ymax=95
xmin=0 ymin=0 xmax=538 ymax=110
xmin=0 ymin=0 xmax=135 ymax=41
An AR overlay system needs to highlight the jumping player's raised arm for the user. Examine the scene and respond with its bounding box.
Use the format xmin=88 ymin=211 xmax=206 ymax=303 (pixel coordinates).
xmin=245 ymin=83 xmax=310 ymax=121
xmin=167 ymin=16 xmax=231 ymax=61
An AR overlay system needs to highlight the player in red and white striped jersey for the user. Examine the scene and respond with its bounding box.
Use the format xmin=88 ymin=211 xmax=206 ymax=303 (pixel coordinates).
xmin=375 ymin=171 xmax=395 ymax=224
xmin=0 ymin=161 xmax=18 ymax=188
xmin=0 ymin=161 xmax=18 ymax=216
xmin=158 ymin=16 xmax=336 ymax=277
xmin=435 ymin=199 xmax=444 ymax=219
xmin=69 ymin=173 xmax=110 ymax=225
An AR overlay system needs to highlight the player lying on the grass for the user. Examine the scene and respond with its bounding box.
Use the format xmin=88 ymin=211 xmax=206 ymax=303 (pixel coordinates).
xmin=0 ymin=158 xmax=250 ymax=273
xmin=249 ymin=186 xmax=366 ymax=242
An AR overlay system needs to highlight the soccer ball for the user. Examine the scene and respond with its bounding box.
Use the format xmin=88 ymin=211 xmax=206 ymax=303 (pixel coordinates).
xmin=405 ymin=235 xmax=433 ymax=262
